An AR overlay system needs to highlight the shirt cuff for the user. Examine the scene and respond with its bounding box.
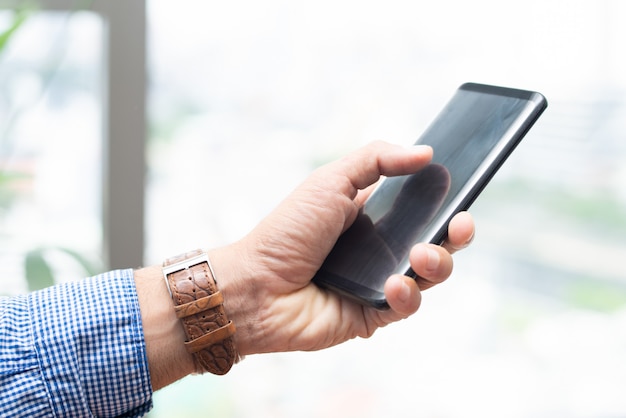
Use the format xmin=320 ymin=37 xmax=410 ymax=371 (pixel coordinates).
xmin=29 ymin=269 xmax=153 ymax=417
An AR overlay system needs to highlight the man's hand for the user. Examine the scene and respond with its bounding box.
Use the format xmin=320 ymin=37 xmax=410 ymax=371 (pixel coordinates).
xmin=212 ymin=141 xmax=475 ymax=356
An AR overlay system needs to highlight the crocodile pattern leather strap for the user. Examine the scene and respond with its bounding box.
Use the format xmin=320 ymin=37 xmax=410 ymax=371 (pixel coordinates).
xmin=163 ymin=250 xmax=237 ymax=375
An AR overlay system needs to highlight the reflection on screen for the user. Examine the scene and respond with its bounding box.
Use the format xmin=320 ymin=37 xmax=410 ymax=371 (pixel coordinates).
xmin=426 ymin=89 xmax=529 ymax=214
xmin=320 ymin=164 xmax=451 ymax=289
xmin=318 ymin=87 xmax=536 ymax=294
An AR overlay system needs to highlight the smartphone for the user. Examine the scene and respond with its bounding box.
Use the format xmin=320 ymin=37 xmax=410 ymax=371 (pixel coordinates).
xmin=312 ymin=82 xmax=547 ymax=309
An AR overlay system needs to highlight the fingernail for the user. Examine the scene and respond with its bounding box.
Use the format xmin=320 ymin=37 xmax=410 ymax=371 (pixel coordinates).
xmin=397 ymin=277 xmax=411 ymax=303
xmin=465 ymin=230 xmax=475 ymax=246
xmin=453 ymin=230 xmax=475 ymax=251
xmin=425 ymin=248 xmax=440 ymax=271
xmin=409 ymin=144 xmax=432 ymax=153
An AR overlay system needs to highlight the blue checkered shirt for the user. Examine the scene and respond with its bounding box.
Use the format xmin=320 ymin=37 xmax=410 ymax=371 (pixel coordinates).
xmin=0 ymin=269 xmax=153 ymax=417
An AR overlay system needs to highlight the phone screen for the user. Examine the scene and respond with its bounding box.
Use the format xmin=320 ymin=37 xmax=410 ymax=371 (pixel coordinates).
xmin=313 ymin=83 xmax=547 ymax=308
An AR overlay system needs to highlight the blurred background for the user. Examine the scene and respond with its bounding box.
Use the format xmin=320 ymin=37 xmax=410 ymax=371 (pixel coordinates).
xmin=1 ymin=0 xmax=625 ymax=416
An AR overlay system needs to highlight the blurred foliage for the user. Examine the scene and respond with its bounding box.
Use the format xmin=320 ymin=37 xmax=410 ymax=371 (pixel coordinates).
xmin=2 ymin=4 xmax=100 ymax=292
xmin=0 ymin=170 xmax=29 ymax=208
xmin=0 ymin=5 xmax=31 ymax=56
xmin=544 ymin=189 xmax=626 ymax=233
xmin=566 ymin=280 xmax=626 ymax=313
xmin=488 ymin=178 xmax=626 ymax=235
xmin=23 ymin=248 xmax=55 ymax=291
xmin=25 ymin=247 xmax=99 ymax=291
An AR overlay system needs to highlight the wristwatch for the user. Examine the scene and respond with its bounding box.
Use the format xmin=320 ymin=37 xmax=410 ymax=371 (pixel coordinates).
xmin=162 ymin=250 xmax=237 ymax=375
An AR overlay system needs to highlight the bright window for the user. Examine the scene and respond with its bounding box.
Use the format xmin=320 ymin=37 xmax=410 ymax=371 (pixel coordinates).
xmin=0 ymin=9 xmax=104 ymax=294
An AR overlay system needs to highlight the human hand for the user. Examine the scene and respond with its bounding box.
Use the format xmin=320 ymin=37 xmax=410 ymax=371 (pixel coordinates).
xmin=211 ymin=141 xmax=475 ymax=356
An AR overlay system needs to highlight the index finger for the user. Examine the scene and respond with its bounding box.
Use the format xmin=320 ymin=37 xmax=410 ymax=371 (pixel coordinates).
xmin=325 ymin=141 xmax=433 ymax=200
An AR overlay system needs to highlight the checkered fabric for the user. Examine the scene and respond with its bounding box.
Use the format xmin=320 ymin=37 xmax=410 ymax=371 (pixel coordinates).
xmin=0 ymin=269 xmax=153 ymax=417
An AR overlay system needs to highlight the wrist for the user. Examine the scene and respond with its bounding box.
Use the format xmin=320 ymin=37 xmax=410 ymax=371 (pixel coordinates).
xmin=135 ymin=241 xmax=267 ymax=388
xmin=162 ymin=250 xmax=239 ymax=374
xmin=207 ymin=242 xmax=266 ymax=357
xmin=134 ymin=265 xmax=196 ymax=390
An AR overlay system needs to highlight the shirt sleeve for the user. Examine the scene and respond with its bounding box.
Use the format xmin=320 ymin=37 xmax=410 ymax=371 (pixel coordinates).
xmin=0 ymin=269 xmax=153 ymax=418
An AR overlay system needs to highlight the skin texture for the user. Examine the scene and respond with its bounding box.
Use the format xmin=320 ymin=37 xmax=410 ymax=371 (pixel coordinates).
xmin=134 ymin=141 xmax=475 ymax=390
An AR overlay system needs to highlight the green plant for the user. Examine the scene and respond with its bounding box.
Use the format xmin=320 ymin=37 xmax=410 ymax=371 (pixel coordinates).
xmin=0 ymin=6 xmax=30 ymax=55
xmin=24 ymin=247 xmax=99 ymax=291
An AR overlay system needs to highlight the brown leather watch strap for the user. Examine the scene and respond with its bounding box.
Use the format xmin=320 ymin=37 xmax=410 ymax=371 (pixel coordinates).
xmin=163 ymin=250 xmax=237 ymax=375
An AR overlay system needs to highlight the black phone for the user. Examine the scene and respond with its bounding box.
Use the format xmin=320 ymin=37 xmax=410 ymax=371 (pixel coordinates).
xmin=312 ymin=82 xmax=547 ymax=309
